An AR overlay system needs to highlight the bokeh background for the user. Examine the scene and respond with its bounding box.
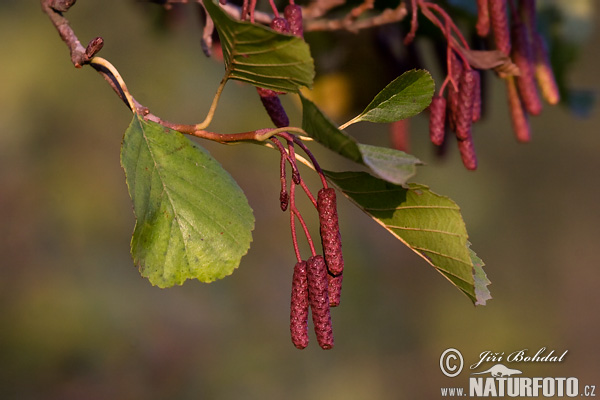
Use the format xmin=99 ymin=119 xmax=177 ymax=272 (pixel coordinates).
xmin=1 ymin=1 xmax=599 ymax=399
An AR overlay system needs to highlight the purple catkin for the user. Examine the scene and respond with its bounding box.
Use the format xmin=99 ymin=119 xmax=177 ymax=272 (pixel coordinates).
xmin=476 ymin=0 xmax=490 ymax=37
xmin=447 ymin=51 xmax=463 ymax=132
xmin=290 ymin=261 xmax=309 ymax=349
xmin=506 ymin=76 xmax=531 ymax=143
xmin=429 ymin=96 xmax=447 ymax=146
xmin=256 ymin=87 xmax=289 ymax=128
xmin=284 ymin=4 xmax=303 ymax=37
xmin=489 ymin=0 xmax=511 ymax=55
xmin=317 ymin=188 xmax=344 ymax=276
xmin=472 ymin=70 xmax=482 ymax=122
xmin=455 ymin=70 xmax=478 ymax=141
xmin=307 ymin=255 xmax=334 ymax=349
xmin=327 ymin=273 xmax=343 ymax=307
xmin=457 ymin=136 xmax=478 ymax=171
xmin=512 ymin=22 xmax=543 ymax=116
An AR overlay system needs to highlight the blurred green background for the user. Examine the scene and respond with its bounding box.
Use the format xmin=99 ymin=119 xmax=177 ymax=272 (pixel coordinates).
xmin=1 ymin=1 xmax=599 ymax=399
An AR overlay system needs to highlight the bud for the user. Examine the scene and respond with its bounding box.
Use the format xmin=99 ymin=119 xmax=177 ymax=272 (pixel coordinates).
xmin=284 ymin=4 xmax=303 ymax=37
xmin=455 ymin=70 xmax=478 ymax=141
xmin=85 ymin=37 xmax=104 ymax=59
xmin=429 ymin=96 xmax=447 ymax=146
xmin=290 ymin=261 xmax=309 ymax=349
xmin=512 ymin=22 xmax=542 ymax=115
xmin=328 ymin=273 xmax=343 ymax=307
xmin=280 ymin=189 xmax=289 ymax=211
xmin=506 ymin=76 xmax=531 ymax=143
xmin=317 ymin=188 xmax=344 ymax=276
xmin=489 ymin=0 xmax=511 ymax=55
xmin=307 ymin=255 xmax=334 ymax=349
xmin=476 ymin=0 xmax=490 ymax=37
xmin=532 ymin=33 xmax=560 ymax=105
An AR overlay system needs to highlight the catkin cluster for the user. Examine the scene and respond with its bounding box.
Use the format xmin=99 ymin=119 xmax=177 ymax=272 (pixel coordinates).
xmin=290 ymin=188 xmax=343 ymax=350
xmin=429 ymin=0 xmax=559 ymax=169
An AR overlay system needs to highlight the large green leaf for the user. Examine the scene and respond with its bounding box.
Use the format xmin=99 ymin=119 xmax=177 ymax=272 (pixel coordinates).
xmin=325 ymin=170 xmax=490 ymax=305
xmin=300 ymin=94 xmax=421 ymax=186
xmin=341 ymin=70 xmax=435 ymax=128
xmin=204 ymin=0 xmax=314 ymax=92
xmin=121 ymin=114 xmax=254 ymax=287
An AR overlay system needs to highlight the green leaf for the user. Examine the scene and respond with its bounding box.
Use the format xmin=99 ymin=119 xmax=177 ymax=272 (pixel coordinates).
xmin=325 ymin=170 xmax=489 ymax=305
xmin=469 ymin=242 xmax=492 ymax=306
xmin=341 ymin=70 xmax=435 ymax=128
xmin=203 ymin=0 xmax=314 ymax=92
xmin=300 ymin=94 xmax=422 ymax=186
xmin=121 ymin=115 xmax=254 ymax=287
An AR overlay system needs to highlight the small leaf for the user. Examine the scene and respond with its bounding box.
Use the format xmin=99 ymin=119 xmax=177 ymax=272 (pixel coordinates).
xmin=121 ymin=115 xmax=254 ymax=287
xmin=341 ymin=70 xmax=435 ymax=128
xmin=358 ymin=143 xmax=422 ymax=187
xmin=325 ymin=170 xmax=489 ymax=304
xmin=204 ymin=0 xmax=314 ymax=93
xmin=300 ymin=94 xmax=422 ymax=186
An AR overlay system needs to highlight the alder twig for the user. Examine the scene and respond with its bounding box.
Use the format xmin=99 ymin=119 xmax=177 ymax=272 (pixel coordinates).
xmin=305 ymin=3 xmax=407 ymax=32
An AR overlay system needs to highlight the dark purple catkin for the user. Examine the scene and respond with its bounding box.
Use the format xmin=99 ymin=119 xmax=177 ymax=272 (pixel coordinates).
xmin=327 ymin=273 xmax=343 ymax=307
xmin=256 ymin=87 xmax=289 ymax=128
xmin=489 ymin=0 xmax=511 ymax=55
xmin=284 ymin=4 xmax=303 ymax=37
xmin=290 ymin=261 xmax=309 ymax=349
xmin=455 ymin=70 xmax=478 ymax=141
xmin=512 ymin=22 xmax=543 ymax=116
xmin=307 ymin=255 xmax=334 ymax=349
xmin=317 ymin=188 xmax=344 ymax=277
xmin=429 ymin=96 xmax=447 ymax=146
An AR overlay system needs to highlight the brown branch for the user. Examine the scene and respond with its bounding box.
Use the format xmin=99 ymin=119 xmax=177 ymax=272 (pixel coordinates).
xmin=304 ymin=3 xmax=408 ymax=33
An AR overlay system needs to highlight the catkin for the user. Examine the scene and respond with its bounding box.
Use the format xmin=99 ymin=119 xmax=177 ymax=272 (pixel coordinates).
xmin=290 ymin=261 xmax=309 ymax=349
xmin=447 ymin=52 xmax=463 ymax=132
xmin=472 ymin=70 xmax=482 ymax=122
xmin=256 ymin=87 xmax=289 ymax=128
xmin=284 ymin=5 xmax=303 ymax=37
xmin=270 ymin=16 xmax=290 ymax=33
xmin=307 ymin=255 xmax=334 ymax=349
xmin=328 ymin=273 xmax=343 ymax=307
xmin=457 ymin=136 xmax=478 ymax=171
xmin=429 ymin=96 xmax=447 ymax=146
xmin=476 ymin=0 xmax=490 ymax=37
xmin=455 ymin=70 xmax=478 ymax=141
xmin=489 ymin=0 xmax=511 ymax=55
xmin=506 ymin=76 xmax=531 ymax=143
xmin=512 ymin=22 xmax=543 ymax=116
xmin=532 ymin=32 xmax=560 ymax=105
xmin=317 ymin=188 xmax=344 ymax=276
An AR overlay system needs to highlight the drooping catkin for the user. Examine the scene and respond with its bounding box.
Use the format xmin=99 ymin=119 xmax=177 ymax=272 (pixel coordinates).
xmin=284 ymin=4 xmax=303 ymax=37
xmin=506 ymin=76 xmax=531 ymax=143
xmin=457 ymin=136 xmax=478 ymax=171
xmin=455 ymin=70 xmax=478 ymax=141
xmin=447 ymin=52 xmax=463 ymax=132
xmin=489 ymin=0 xmax=511 ymax=55
xmin=290 ymin=261 xmax=309 ymax=349
xmin=512 ymin=22 xmax=543 ymax=116
xmin=327 ymin=273 xmax=343 ymax=307
xmin=532 ymin=32 xmax=560 ymax=105
xmin=429 ymin=96 xmax=447 ymax=146
xmin=472 ymin=70 xmax=482 ymax=122
xmin=307 ymin=255 xmax=334 ymax=349
xmin=317 ymin=188 xmax=344 ymax=276
xmin=476 ymin=0 xmax=490 ymax=37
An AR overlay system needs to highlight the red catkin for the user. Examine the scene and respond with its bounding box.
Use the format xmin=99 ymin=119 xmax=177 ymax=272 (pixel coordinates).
xmin=532 ymin=32 xmax=560 ymax=105
xmin=390 ymin=119 xmax=410 ymax=153
xmin=290 ymin=261 xmax=309 ymax=349
xmin=455 ymin=70 xmax=478 ymax=141
xmin=447 ymin=51 xmax=463 ymax=132
xmin=512 ymin=22 xmax=543 ymax=116
xmin=489 ymin=0 xmax=511 ymax=55
xmin=457 ymin=136 xmax=478 ymax=171
xmin=506 ymin=76 xmax=531 ymax=143
xmin=472 ymin=70 xmax=482 ymax=122
xmin=317 ymin=188 xmax=344 ymax=276
xmin=270 ymin=16 xmax=290 ymax=33
xmin=327 ymin=273 xmax=343 ymax=307
xmin=284 ymin=4 xmax=303 ymax=37
xmin=307 ymin=255 xmax=334 ymax=349
xmin=429 ymin=96 xmax=447 ymax=146
xmin=476 ymin=0 xmax=490 ymax=37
